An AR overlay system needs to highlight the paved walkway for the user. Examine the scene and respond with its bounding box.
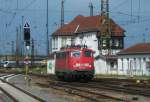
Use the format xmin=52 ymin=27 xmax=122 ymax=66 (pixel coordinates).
xmin=0 ymin=80 xmax=41 ymax=102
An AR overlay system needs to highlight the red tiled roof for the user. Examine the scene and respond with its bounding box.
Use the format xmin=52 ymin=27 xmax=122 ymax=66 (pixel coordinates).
xmin=52 ymin=15 xmax=125 ymax=36
xmin=118 ymin=43 xmax=150 ymax=55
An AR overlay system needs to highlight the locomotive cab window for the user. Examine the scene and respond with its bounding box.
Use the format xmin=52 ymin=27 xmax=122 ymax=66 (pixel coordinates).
xmin=84 ymin=51 xmax=92 ymax=57
xmin=56 ymin=52 xmax=67 ymax=59
xmin=71 ymin=51 xmax=80 ymax=57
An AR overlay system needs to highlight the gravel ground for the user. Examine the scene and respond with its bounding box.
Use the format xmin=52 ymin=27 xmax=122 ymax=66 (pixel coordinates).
xmin=8 ymin=74 xmax=89 ymax=102
xmin=7 ymin=74 xmax=150 ymax=102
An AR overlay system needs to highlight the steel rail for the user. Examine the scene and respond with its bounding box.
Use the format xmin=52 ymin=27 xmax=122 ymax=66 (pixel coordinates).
xmin=47 ymin=80 xmax=126 ymax=102
xmin=70 ymin=81 xmax=150 ymax=97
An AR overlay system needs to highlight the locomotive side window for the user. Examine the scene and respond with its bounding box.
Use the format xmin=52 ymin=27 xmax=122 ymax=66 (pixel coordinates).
xmin=71 ymin=51 xmax=80 ymax=57
xmin=56 ymin=52 xmax=67 ymax=59
xmin=84 ymin=50 xmax=92 ymax=57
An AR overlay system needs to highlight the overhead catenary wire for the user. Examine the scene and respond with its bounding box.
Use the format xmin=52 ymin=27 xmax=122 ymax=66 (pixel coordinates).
xmin=138 ymin=0 xmax=141 ymax=23
xmin=21 ymin=0 xmax=38 ymax=11
xmin=130 ymin=0 xmax=133 ymax=21
xmin=111 ymin=0 xmax=129 ymax=10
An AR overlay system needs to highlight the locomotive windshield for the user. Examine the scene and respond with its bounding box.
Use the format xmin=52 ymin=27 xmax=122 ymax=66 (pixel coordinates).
xmin=84 ymin=50 xmax=92 ymax=57
xmin=71 ymin=51 xmax=81 ymax=57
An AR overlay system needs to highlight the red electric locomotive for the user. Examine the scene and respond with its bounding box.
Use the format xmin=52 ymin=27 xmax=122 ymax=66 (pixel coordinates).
xmin=55 ymin=45 xmax=95 ymax=81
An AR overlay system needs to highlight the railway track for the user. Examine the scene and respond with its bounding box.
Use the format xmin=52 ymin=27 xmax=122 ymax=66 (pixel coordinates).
xmin=0 ymin=74 xmax=46 ymax=102
xmin=91 ymin=79 xmax=150 ymax=97
xmin=41 ymin=80 xmax=127 ymax=102
xmin=40 ymin=79 xmax=150 ymax=102
xmin=66 ymin=81 xmax=150 ymax=97
xmin=30 ymin=73 xmax=150 ymax=101
xmin=2 ymin=73 xmax=150 ymax=102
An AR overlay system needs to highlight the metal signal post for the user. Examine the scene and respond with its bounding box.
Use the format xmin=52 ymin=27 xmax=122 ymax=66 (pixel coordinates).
xmin=23 ymin=22 xmax=31 ymax=81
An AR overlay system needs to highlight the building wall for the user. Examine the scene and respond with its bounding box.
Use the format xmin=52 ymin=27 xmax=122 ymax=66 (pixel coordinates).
xmin=75 ymin=32 xmax=99 ymax=56
xmin=52 ymin=32 xmax=123 ymax=57
xmin=52 ymin=36 xmax=72 ymax=52
xmin=94 ymin=58 xmax=118 ymax=75
xmin=94 ymin=58 xmax=107 ymax=74
xmin=118 ymin=54 xmax=150 ymax=76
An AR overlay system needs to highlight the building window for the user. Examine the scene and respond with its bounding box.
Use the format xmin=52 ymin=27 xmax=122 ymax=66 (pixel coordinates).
xmin=102 ymin=39 xmax=107 ymax=47
xmin=134 ymin=58 xmax=136 ymax=70
xmin=111 ymin=38 xmax=123 ymax=49
xmin=53 ymin=37 xmax=58 ymax=49
xmin=115 ymin=39 xmax=119 ymax=47
xmin=55 ymin=37 xmax=58 ymax=49
xmin=61 ymin=37 xmax=66 ymax=47
xmin=53 ymin=38 xmax=55 ymax=49
xmin=121 ymin=58 xmax=124 ymax=71
xmin=127 ymin=58 xmax=129 ymax=71
xmin=119 ymin=38 xmax=123 ymax=48
xmin=127 ymin=58 xmax=129 ymax=61
xmin=139 ymin=58 xmax=142 ymax=71
xmin=110 ymin=62 xmax=117 ymax=70
xmin=71 ymin=38 xmax=75 ymax=45
xmin=146 ymin=61 xmax=150 ymax=71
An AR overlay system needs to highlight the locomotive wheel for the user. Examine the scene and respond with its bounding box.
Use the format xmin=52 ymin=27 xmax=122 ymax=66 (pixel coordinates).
xmin=56 ymin=72 xmax=65 ymax=81
xmin=80 ymin=74 xmax=94 ymax=82
xmin=56 ymin=75 xmax=64 ymax=81
xmin=64 ymin=73 xmax=71 ymax=82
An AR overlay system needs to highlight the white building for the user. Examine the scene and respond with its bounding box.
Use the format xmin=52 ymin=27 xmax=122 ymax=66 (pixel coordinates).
xmin=117 ymin=43 xmax=150 ymax=76
xmin=51 ymin=15 xmax=125 ymax=75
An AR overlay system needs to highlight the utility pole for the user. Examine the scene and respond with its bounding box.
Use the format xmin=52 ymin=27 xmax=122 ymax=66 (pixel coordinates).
xmin=11 ymin=41 xmax=14 ymax=56
xmin=46 ymin=0 xmax=49 ymax=56
xmin=19 ymin=25 xmax=22 ymax=56
xmin=99 ymin=0 xmax=111 ymax=55
xmin=89 ymin=1 xmax=94 ymax=16
xmin=61 ymin=0 xmax=65 ymax=27
xmin=16 ymin=0 xmax=18 ymax=10
xmin=22 ymin=16 xmax=24 ymax=56
xmin=101 ymin=0 xmax=109 ymax=17
xmin=31 ymin=39 xmax=34 ymax=67
xmin=16 ymin=27 xmax=19 ymax=67
xmin=142 ymin=33 xmax=146 ymax=43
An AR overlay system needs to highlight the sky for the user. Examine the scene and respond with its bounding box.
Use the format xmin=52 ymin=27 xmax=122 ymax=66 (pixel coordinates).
xmin=0 ymin=0 xmax=150 ymax=55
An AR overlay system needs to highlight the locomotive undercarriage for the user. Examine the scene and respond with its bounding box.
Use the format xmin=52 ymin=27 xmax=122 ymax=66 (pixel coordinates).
xmin=56 ymin=70 xmax=94 ymax=82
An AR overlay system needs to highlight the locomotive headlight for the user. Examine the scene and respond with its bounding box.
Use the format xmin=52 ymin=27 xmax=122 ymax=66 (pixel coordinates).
xmin=73 ymin=63 xmax=80 ymax=67
xmin=76 ymin=63 xmax=81 ymax=67
xmin=89 ymin=64 xmax=92 ymax=67
xmin=84 ymin=63 xmax=89 ymax=67
xmin=84 ymin=63 xmax=92 ymax=67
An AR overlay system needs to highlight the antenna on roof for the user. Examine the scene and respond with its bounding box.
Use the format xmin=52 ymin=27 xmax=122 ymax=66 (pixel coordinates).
xmin=61 ymin=0 xmax=65 ymax=27
xmin=89 ymin=1 xmax=94 ymax=16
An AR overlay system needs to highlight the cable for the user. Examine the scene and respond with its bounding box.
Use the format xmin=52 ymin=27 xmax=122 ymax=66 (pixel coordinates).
xmin=21 ymin=0 xmax=38 ymax=11
xmin=138 ymin=0 xmax=141 ymax=23
xmin=111 ymin=0 xmax=129 ymax=10
xmin=0 ymin=8 xmax=15 ymax=15
xmin=131 ymin=0 xmax=133 ymax=21
xmin=7 ymin=12 xmax=16 ymax=26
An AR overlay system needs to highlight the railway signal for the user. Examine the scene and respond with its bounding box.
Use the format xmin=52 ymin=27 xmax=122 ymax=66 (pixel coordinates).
xmin=24 ymin=22 xmax=30 ymax=47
